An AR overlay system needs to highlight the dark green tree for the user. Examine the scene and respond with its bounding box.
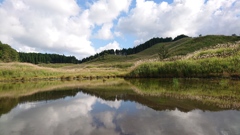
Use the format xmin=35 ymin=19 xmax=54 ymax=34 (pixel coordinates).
xmin=158 ymin=45 xmax=168 ymax=60
xmin=173 ymin=34 xmax=188 ymax=41
xmin=19 ymin=52 xmax=79 ymax=64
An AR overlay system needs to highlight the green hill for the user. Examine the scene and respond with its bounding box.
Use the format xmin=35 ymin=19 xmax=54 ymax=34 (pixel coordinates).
xmin=0 ymin=41 xmax=19 ymax=62
xmin=126 ymin=35 xmax=240 ymax=78
xmin=1 ymin=35 xmax=240 ymax=80
xmin=83 ymin=35 xmax=240 ymax=65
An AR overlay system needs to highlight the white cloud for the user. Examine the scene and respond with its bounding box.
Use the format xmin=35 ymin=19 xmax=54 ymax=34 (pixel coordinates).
xmin=0 ymin=0 xmax=95 ymax=59
xmin=0 ymin=0 xmax=134 ymax=59
xmin=1 ymin=0 xmax=239 ymax=59
xmin=97 ymin=41 xmax=120 ymax=53
xmin=117 ymin=0 xmax=240 ymax=42
xmin=134 ymin=39 xmax=144 ymax=46
xmin=94 ymin=23 xmax=114 ymax=40
xmin=89 ymin=0 xmax=132 ymax=41
xmin=88 ymin=0 xmax=132 ymax=25
xmin=114 ymin=31 xmax=122 ymax=37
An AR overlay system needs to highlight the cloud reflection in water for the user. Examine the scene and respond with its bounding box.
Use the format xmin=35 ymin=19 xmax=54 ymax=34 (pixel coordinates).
xmin=0 ymin=92 xmax=240 ymax=135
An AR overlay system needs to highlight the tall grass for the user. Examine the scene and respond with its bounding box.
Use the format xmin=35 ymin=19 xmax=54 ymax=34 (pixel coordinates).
xmin=127 ymin=56 xmax=240 ymax=78
xmin=0 ymin=63 xmax=64 ymax=81
xmin=0 ymin=62 xmax=126 ymax=81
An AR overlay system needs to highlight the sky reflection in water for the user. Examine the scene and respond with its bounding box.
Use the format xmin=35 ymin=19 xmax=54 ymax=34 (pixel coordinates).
xmin=0 ymin=92 xmax=240 ymax=135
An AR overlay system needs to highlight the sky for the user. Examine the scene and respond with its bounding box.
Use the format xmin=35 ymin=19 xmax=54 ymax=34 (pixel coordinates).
xmin=0 ymin=0 xmax=239 ymax=59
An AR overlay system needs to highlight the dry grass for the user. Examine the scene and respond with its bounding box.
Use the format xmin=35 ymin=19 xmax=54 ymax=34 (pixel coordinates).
xmin=1 ymin=39 xmax=240 ymax=81
xmin=0 ymin=62 xmax=127 ymax=81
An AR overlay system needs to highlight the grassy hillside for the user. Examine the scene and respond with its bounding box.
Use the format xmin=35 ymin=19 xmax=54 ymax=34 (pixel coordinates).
xmin=84 ymin=35 xmax=240 ymax=65
xmin=48 ymin=35 xmax=240 ymax=79
xmin=0 ymin=62 xmax=124 ymax=82
xmin=167 ymin=35 xmax=240 ymax=56
xmin=1 ymin=35 xmax=240 ymax=80
xmin=76 ymin=35 xmax=240 ymax=79
xmin=0 ymin=41 xmax=19 ymax=62
xmin=127 ymin=37 xmax=240 ymax=78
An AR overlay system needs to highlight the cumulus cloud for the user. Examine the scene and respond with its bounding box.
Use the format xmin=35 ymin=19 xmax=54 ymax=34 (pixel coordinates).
xmin=94 ymin=23 xmax=114 ymax=40
xmin=0 ymin=0 xmax=239 ymax=59
xmin=89 ymin=0 xmax=132 ymax=40
xmin=0 ymin=0 xmax=132 ymax=59
xmin=96 ymin=41 xmax=120 ymax=53
xmin=117 ymin=0 xmax=240 ymax=43
xmin=0 ymin=0 xmax=95 ymax=59
xmin=134 ymin=39 xmax=144 ymax=46
xmin=87 ymin=0 xmax=132 ymax=25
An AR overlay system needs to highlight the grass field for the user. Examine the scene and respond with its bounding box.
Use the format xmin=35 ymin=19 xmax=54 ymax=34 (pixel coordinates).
xmin=127 ymin=56 xmax=240 ymax=78
xmin=126 ymin=36 xmax=240 ymax=78
xmin=83 ymin=35 xmax=240 ymax=64
xmin=0 ymin=62 xmax=127 ymax=82
xmin=0 ymin=35 xmax=240 ymax=81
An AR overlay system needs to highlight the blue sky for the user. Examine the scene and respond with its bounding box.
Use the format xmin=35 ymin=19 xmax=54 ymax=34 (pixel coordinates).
xmin=0 ymin=0 xmax=239 ymax=59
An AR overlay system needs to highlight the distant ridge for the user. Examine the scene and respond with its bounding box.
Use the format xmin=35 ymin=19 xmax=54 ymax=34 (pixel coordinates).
xmin=80 ymin=35 xmax=240 ymax=64
xmin=79 ymin=34 xmax=188 ymax=63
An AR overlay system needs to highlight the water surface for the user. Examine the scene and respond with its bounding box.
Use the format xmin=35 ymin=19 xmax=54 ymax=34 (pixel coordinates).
xmin=0 ymin=79 xmax=240 ymax=135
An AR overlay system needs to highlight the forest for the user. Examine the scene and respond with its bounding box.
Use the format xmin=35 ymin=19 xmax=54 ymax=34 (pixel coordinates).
xmin=0 ymin=41 xmax=79 ymax=64
xmin=18 ymin=52 xmax=79 ymax=64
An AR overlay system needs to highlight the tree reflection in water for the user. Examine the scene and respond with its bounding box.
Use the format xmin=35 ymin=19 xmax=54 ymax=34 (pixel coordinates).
xmin=0 ymin=79 xmax=240 ymax=135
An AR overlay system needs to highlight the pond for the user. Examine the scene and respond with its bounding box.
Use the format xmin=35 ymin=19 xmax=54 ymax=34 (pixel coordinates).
xmin=0 ymin=79 xmax=240 ymax=135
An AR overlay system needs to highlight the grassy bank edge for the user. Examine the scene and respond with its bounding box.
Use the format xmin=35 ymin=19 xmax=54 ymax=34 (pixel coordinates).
xmin=0 ymin=62 xmax=127 ymax=82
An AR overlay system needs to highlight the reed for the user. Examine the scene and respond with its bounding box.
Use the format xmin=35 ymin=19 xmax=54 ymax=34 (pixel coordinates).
xmin=127 ymin=56 xmax=240 ymax=78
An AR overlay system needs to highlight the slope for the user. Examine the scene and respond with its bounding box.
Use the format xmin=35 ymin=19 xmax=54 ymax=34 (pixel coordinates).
xmin=83 ymin=35 xmax=240 ymax=65
xmin=0 ymin=41 xmax=19 ymax=62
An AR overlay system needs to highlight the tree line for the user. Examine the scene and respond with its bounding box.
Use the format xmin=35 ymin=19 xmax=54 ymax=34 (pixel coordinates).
xmin=0 ymin=34 xmax=188 ymax=64
xmin=0 ymin=41 xmax=80 ymax=64
xmin=19 ymin=52 xmax=79 ymax=64
xmin=79 ymin=34 xmax=188 ymax=63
